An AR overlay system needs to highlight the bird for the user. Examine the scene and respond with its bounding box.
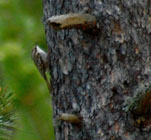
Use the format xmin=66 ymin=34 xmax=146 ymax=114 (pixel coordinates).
xmin=31 ymin=45 xmax=51 ymax=92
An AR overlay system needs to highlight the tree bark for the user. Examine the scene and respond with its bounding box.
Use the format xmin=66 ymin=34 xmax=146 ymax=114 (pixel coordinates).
xmin=42 ymin=0 xmax=151 ymax=140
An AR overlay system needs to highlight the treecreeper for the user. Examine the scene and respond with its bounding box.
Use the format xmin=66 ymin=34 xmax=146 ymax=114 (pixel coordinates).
xmin=31 ymin=45 xmax=51 ymax=92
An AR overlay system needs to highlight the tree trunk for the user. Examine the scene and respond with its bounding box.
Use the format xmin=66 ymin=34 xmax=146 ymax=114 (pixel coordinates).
xmin=42 ymin=0 xmax=151 ymax=140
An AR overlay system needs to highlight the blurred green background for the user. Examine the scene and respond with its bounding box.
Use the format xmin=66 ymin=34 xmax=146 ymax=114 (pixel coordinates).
xmin=0 ymin=0 xmax=54 ymax=139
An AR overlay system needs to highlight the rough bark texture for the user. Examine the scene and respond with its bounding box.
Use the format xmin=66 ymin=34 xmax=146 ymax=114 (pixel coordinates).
xmin=42 ymin=0 xmax=151 ymax=140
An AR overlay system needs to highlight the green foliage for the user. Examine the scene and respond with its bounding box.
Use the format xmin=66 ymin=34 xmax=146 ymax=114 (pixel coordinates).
xmin=0 ymin=0 xmax=54 ymax=139
xmin=0 ymin=85 xmax=16 ymax=140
